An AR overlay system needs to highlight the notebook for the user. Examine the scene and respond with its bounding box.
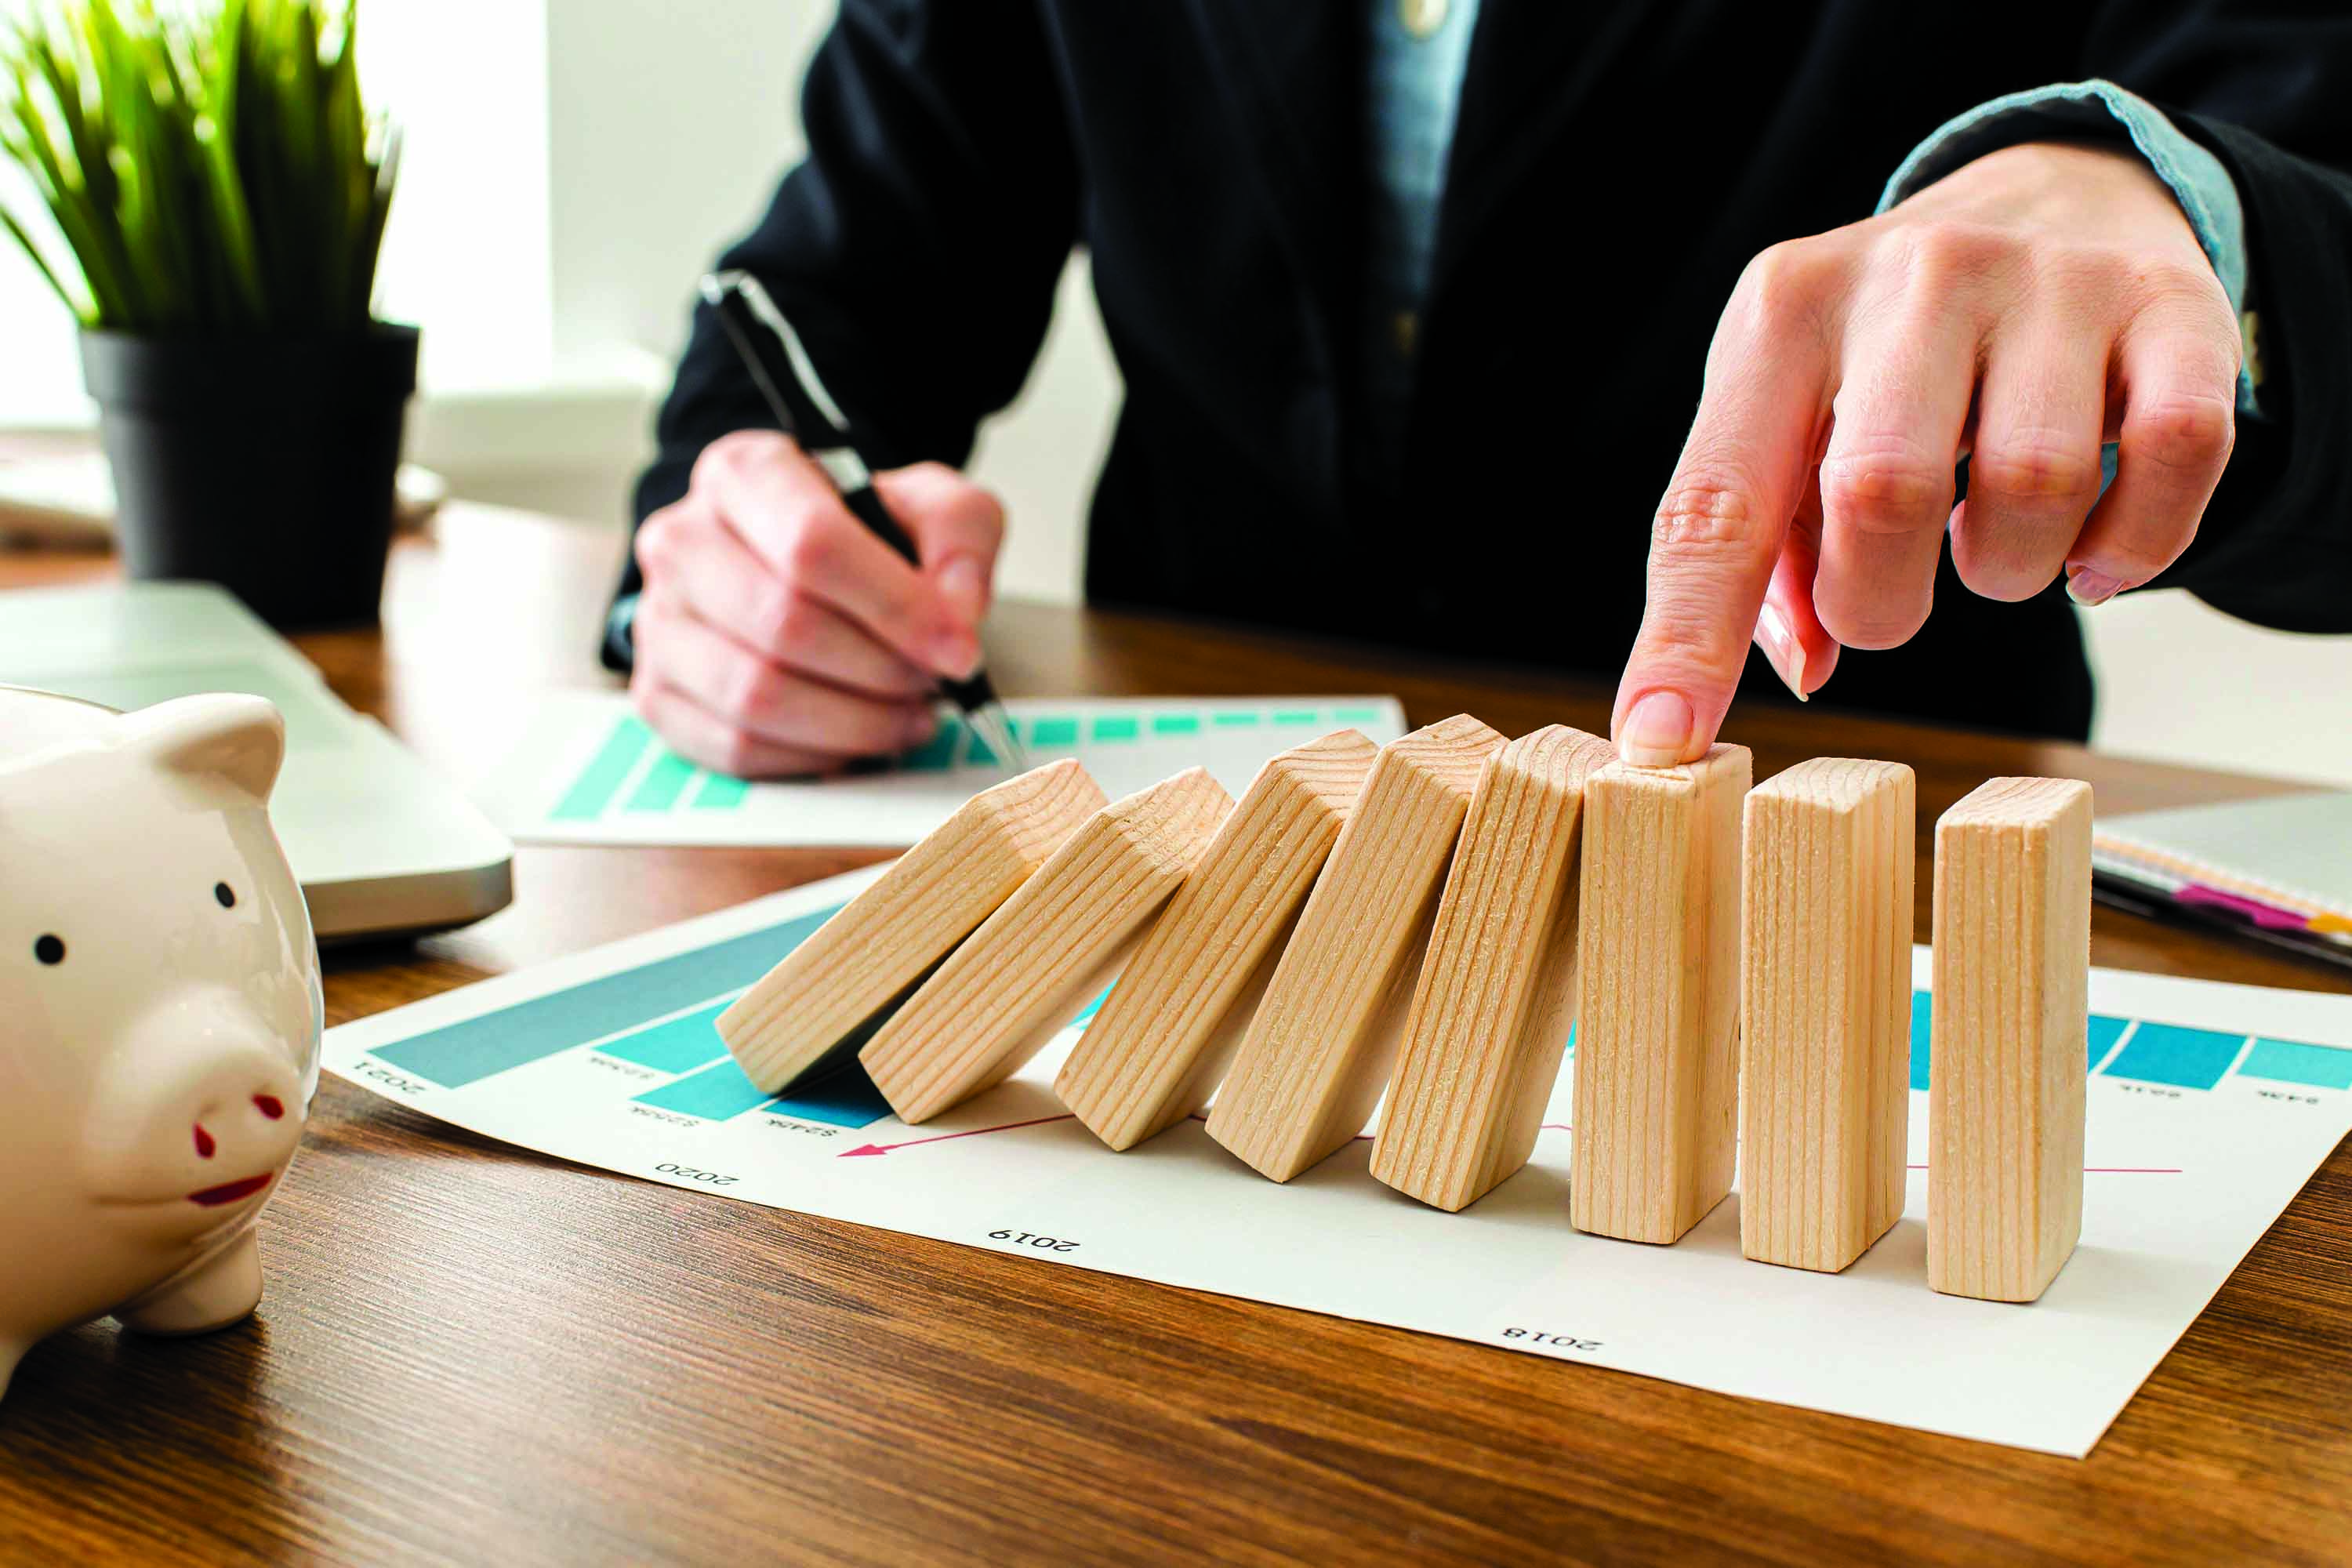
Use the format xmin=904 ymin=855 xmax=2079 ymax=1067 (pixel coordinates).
xmin=2093 ymin=792 xmax=2352 ymax=971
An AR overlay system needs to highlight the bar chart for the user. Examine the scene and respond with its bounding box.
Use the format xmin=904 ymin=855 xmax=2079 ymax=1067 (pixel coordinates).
xmin=474 ymin=693 xmax=1411 ymax=848
xmin=325 ymin=867 xmax=2352 ymax=1457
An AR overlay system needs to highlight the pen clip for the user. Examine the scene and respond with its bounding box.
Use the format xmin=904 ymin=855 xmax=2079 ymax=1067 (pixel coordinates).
xmin=702 ymin=270 xmax=857 ymax=439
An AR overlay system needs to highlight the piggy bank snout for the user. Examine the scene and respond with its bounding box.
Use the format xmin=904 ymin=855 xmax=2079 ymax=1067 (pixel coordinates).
xmin=83 ymin=1007 xmax=305 ymax=1206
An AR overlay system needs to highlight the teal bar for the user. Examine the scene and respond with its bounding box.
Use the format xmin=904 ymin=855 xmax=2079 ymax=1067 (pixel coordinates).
xmin=2240 ymin=1038 xmax=2352 ymax=1092
xmin=692 ymin=771 xmax=750 ymax=810
xmin=551 ymin=716 xmax=654 ymax=822
xmin=1212 ymin=711 xmax=1261 ymax=728
xmin=1908 ymin=990 xmax=1932 ymax=1091
xmin=626 ymin=751 xmax=699 ymax=811
xmin=964 ymin=722 xmax=1001 ymax=767
xmin=636 ymin=1059 xmax=774 ymax=1121
xmin=1091 ymin=715 xmax=1140 ymax=742
xmin=2087 ymin=1014 xmax=2132 ymax=1069
xmin=764 ymin=1067 xmax=894 ymax=1128
xmin=1152 ymin=713 xmax=1201 ymax=735
xmin=2103 ymin=1022 xmax=2246 ymax=1092
xmin=1069 ymin=983 xmax=1115 ymax=1029
xmin=1272 ymin=710 xmax=1319 ymax=725
xmin=1333 ymin=706 xmax=1386 ymax=723
xmin=599 ymin=1002 xmax=731 ymax=1073
xmin=1029 ymin=716 xmax=1080 ymax=746
xmin=898 ymin=716 xmax=964 ymax=771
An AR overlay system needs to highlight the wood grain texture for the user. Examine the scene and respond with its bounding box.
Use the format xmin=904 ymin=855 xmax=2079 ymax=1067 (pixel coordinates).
xmin=7 ymin=504 xmax=2352 ymax=1568
xmin=862 ymin=768 xmax=1232 ymax=1124
xmin=1740 ymin=757 xmax=1916 ymax=1272
xmin=1371 ymin=724 xmax=1614 ymax=1211
xmin=1571 ymin=745 xmax=1753 ymax=1245
xmin=1206 ymin=715 xmax=1504 ymax=1182
xmin=1055 ymin=731 xmax=1377 ymax=1150
xmin=719 ymin=759 xmax=1106 ymax=1092
xmin=1929 ymin=776 xmax=2094 ymax=1303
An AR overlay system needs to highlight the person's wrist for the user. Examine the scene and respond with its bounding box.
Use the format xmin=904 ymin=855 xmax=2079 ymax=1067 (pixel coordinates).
xmin=1894 ymin=139 xmax=2201 ymax=254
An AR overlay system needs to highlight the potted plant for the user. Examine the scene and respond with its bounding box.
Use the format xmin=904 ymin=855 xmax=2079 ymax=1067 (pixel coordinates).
xmin=2 ymin=0 xmax=408 ymax=629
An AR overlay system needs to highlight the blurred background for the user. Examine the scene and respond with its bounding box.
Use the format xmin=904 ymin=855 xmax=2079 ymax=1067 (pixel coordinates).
xmin=2 ymin=0 xmax=2343 ymax=784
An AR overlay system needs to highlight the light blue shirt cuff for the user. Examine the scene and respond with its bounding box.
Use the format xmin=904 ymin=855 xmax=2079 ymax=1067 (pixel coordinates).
xmin=1878 ymin=79 xmax=2259 ymax=416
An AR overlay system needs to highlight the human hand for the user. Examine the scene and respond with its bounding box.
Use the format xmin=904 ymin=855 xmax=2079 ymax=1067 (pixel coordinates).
xmin=629 ymin=430 xmax=1004 ymax=775
xmin=1613 ymin=139 xmax=2241 ymax=764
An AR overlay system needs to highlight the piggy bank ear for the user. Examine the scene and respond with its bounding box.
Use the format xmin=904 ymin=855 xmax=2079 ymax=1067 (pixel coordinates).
xmin=117 ymin=695 xmax=288 ymax=804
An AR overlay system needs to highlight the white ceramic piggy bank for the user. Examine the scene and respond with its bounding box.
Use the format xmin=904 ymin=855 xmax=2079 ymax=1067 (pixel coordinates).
xmin=1 ymin=686 xmax=320 ymax=1402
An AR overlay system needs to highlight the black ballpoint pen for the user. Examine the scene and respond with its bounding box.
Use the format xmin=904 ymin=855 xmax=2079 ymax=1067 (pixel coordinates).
xmin=699 ymin=268 xmax=1027 ymax=771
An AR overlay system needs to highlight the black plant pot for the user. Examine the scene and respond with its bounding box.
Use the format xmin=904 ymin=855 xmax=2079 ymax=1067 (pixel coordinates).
xmin=80 ymin=325 xmax=419 ymax=630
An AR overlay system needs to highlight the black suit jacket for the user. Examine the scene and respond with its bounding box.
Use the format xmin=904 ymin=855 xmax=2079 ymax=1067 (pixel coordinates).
xmin=623 ymin=0 xmax=2352 ymax=741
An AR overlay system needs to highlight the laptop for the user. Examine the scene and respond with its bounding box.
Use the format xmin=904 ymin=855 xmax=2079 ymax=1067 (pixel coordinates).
xmin=0 ymin=580 xmax=513 ymax=942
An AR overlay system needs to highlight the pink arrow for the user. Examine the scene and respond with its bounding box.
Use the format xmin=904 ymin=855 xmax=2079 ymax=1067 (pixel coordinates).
xmin=839 ymin=1112 xmax=1076 ymax=1157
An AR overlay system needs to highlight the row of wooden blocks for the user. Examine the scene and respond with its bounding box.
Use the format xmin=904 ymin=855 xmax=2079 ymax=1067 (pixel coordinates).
xmin=718 ymin=719 xmax=2092 ymax=1303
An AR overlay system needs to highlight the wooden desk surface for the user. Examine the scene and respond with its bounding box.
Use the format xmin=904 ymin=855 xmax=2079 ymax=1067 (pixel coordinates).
xmin=4 ymin=506 xmax=2349 ymax=1566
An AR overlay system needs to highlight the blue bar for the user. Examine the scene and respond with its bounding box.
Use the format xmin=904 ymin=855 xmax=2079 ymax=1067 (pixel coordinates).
xmin=598 ymin=1002 xmax=731 ymax=1073
xmin=2102 ymin=1022 xmax=2247 ymax=1091
xmin=373 ymin=907 xmax=837 ymax=1088
xmin=637 ymin=1059 xmax=773 ymax=1120
xmin=1069 ymin=984 xmax=1115 ymax=1029
xmin=1909 ymin=990 xmax=1933 ymax=1091
xmin=764 ymin=1065 xmax=894 ymax=1128
xmin=2088 ymin=1014 xmax=2132 ymax=1069
xmin=552 ymin=716 xmax=653 ymax=822
xmin=2239 ymin=1038 xmax=2352 ymax=1092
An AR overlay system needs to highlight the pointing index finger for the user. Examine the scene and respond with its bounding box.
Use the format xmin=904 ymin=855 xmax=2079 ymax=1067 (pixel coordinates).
xmin=1614 ymin=297 xmax=1832 ymax=764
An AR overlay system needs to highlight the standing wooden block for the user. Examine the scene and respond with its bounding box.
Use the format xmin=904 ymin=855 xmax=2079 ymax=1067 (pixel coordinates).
xmin=1570 ymin=744 xmax=1751 ymax=1244
xmin=860 ymin=768 xmax=1233 ymax=1125
xmin=1929 ymin=776 xmax=2092 ymax=1303
xmin=718 ymin=759 xmax=1106 ymax=1093
xmin=1740 ymin=757 xmax=1916 ymax=1272
xmin=1370 ymin=725 xmax=1614 ymax=1211
xmin=1055 ymin=731 xmax=1379 ymax=1150
xmin=1206 ymin=714 xmax=1505 ymax=1181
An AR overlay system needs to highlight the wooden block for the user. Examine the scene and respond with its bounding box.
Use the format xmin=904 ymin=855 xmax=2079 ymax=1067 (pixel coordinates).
xmin=1570 ymin=744 xmax=1751 ymax=1244
xmin=1928 ymin=776 xmax=2092 ymax=1303
xmin=1739 ymin=757 xmax=1916 ymax=1272
xmin=1055 ymin=731 xmax=1379 ymax=1150
xmin=1206 ymin=714 xmax=1505 ymax=1181
xmin=1371 ymin=725 xmax=1616 ymax=1211
xmin=860 ymin=768 xmax=1233 ymax=1124
xmin=718 ymin=759 xmax=1106 ymax=1093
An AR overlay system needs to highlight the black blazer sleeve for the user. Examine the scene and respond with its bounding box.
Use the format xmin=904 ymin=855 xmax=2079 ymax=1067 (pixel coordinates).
xmin=2097 ymin=3 xmax=2352 ymax=632
xmin=613 ymin=0 xmax=1080 ymax=629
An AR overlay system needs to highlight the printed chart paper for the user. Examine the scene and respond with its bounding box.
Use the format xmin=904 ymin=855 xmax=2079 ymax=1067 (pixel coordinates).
xmin=471 ymin=692 xmax=1408 ymax=847
xmin=322 ymin=869 xmax=2352 ymax=1457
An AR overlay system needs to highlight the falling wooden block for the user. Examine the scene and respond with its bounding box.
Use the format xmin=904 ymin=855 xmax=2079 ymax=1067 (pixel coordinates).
xmin=1929 ymin=776 xmax=2092 ymax=1303
xmin=860 ymin=768 xmax=1233 ymax=1124
xmin=1740 ymin=757 xmax=1916 ymax=1272
xmin=1055 ymin=731 xmax=1379 ymax=1150
xmin=1570 ymin=743 xmax=1752 ymax=1244
xmin=718 ymin=759 xmax=1106 ymax=1093
xmin=1206 ymin=714 xmax=1505 ymax=1181
xmin=1370 ymin=725 xmax=1615 ymax=1211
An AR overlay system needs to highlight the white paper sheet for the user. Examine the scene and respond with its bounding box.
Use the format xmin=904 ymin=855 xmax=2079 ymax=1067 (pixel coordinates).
xmin=322 ymin=869 xmax=2352 ymax=1456
xmin=469 ymin=692 xmax=1409 ymax=846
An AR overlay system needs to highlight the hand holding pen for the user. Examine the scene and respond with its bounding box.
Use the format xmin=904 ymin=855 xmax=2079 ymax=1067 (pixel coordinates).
xmin=622 ymin=277 xmax=1024 ymax=777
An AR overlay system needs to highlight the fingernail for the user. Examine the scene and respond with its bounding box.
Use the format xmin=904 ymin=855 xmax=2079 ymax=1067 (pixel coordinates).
xmin=2067 ymin=567 xmax=2125 ymax=607
xmin=1618 ymin=691 xmax=1697 ymax=767
xmin=1755 ymin=601 xmax=1808 ymax=703
xmin=937 ymin=555 xmax=988 ymax=627
xmin=930 ymin=633 xmax=981 ymax=681
xmin=903 ymin=708 xmax=941 ymax=748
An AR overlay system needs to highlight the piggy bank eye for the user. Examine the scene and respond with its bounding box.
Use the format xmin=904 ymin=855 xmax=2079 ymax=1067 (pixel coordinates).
xmin=214 ymin=882 xmax=237 ymax=909
xmin=33 ymin=935 xmax=64 ymax=965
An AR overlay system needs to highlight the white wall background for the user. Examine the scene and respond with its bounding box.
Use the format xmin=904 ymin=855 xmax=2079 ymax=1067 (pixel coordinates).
xmin=1 ymin=0 xmax=2345 ymax=782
